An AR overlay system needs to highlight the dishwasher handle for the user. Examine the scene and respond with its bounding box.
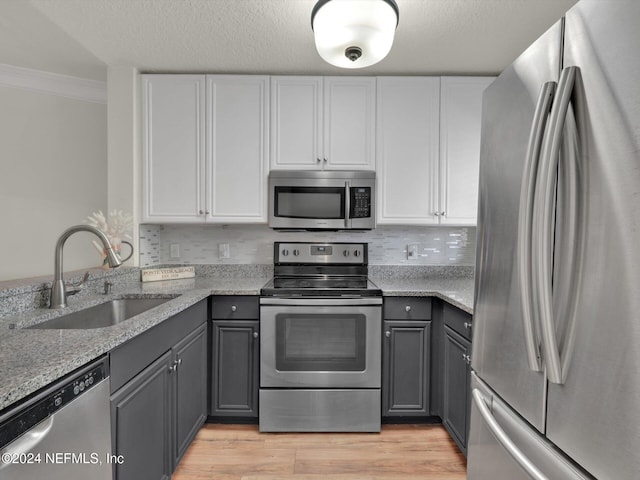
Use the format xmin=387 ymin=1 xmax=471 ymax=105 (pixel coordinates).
xmin=0 ymin=417 xmax=54 ymax=470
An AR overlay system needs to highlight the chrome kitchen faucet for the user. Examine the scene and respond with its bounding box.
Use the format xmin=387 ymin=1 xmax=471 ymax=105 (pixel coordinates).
xmin=49 ymin=225 xmax=122 ymax=309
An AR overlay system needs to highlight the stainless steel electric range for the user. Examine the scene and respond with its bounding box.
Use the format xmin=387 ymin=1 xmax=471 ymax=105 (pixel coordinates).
xmin=259 ymin=242 xmax=382 ymax=432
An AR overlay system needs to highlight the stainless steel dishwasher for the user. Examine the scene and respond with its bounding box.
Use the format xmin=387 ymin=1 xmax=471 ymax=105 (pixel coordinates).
xmin=0 ymin=356 xmax=112 ymax=479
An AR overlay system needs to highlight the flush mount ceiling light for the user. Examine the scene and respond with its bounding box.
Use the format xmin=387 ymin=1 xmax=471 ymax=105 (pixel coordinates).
xmin=311 ymin=0 xmax=399 ymax=69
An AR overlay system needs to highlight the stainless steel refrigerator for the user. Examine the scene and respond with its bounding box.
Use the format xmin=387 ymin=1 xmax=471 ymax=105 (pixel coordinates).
xmin=468 ymin=1 xmax=640 ymax=479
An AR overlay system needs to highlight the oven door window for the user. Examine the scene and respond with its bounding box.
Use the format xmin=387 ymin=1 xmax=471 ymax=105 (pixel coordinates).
xmin=274 ymin=187 xmax=345 ymax=219
xmin=275 ymin=313 xmax=366 ymax=371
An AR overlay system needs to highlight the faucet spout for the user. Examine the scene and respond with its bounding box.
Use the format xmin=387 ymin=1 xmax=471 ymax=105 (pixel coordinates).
xmin=50 ymin=225 xmax=122 ymax=309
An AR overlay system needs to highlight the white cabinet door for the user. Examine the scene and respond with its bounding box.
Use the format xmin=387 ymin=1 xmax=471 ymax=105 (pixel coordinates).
xmin=206 ymin=76 xmax=269 ymax=223
xmin=142 ymin=75 xmax=205 ymax=223
xmin=439 ymin=77 xmax=494 ymax=225
xmin=270 ymin=76 xmax=322 ymax=170
xmin=270 ymin=76 xmax=375 ymax=171
xmin=324 ymin=77 xmax=376 ymax=170
xmin=376 ymin=77 xmax=440 ymax=224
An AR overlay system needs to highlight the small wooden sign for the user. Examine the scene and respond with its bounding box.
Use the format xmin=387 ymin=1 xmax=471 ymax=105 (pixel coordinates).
xmin=141 ymin=266 xmax=195 ymax=282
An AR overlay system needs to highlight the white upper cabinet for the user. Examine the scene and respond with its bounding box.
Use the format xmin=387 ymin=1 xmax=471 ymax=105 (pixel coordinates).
xmin=376 ymin=76 xmax=494 ymax=226
xmin=270 ymin=76 xmax=375 ymax=170
xmin=439 ymin=76 xmax=495 ymax=225
xmin=206 ymin=76 xmax=269 ymax=223
xmin=142 ymin=75 xmax=269 ymax=224
xmin=142 ymin=74 xmax=490 ymax=226
xmin=323 ymin=77 xmax=376 ymax=170
xmin=376 ymin=77 xmax=441 ymax=224
xmin=270 ymin=77 xmax=322 ymax=170
xmin=142 ymin=75 xmax=206 ymax=223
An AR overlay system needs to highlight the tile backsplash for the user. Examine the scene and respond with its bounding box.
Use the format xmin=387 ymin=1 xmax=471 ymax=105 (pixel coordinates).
xmin=139 ymin=224 xmax=476 ymax=267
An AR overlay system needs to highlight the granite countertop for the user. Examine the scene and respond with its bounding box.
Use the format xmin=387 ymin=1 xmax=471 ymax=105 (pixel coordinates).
xmin=0 ymin=267 xmax=475 ymax=413
xmin=371 ymin=276 xmax=475 ymax=314
xmin=0 ymin=276 xmax=270 ymax=412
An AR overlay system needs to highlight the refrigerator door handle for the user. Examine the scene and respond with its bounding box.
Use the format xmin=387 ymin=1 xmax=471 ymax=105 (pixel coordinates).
xmin=472 ymin=388 xmax=548 ymax=480
xmin=534 ymin=66 xmax=579 ymax=385
xmin=517 ymin=81 xmax=556 ymax=373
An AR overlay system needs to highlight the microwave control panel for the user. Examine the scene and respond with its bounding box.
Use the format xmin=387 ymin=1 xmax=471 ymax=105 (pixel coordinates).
xmin=350 ymin=187 xmax=371 ymax=218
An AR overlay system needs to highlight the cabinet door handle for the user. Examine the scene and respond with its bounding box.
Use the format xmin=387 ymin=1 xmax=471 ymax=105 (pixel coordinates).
xmin=199 ymin=210 xmax=204 ymax=215
xmin=464 ymin=321 xmax=472 ymax=330
xmin=323 ymin=158 xmax=328 ymax=164
xmin=253 ymin=331 xmax=259 ymax=339
xmin=316 ymin=158 xmax=321 ymax=164
xmin=385 ymin=331 xmax=391 ymax=338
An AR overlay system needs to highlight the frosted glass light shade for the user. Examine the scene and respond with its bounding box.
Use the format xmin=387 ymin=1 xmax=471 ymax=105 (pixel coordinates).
xmin=312 ymin=0 xmax=399 ymax=69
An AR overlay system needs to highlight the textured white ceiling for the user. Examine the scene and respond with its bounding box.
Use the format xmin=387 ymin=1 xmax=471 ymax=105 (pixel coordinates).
xmin=21 ymin=0 xmax=577 ymax=78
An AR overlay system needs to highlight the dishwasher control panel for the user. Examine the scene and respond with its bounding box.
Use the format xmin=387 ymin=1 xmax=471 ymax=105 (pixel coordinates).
xmin=0 ymin=358 xmax=107 ymax=450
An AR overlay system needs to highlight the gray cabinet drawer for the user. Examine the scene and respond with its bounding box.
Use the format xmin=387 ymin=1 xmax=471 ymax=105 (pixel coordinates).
xmin=384 ymin=297 xmax=432 ymax=320
xmin=443 ymin=303 xmax=472 ymax=341
xmin=211 ymin=296 xmax=259 ymax=319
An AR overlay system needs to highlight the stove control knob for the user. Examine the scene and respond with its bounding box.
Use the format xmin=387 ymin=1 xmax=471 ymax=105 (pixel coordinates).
xmin=281 ymin=249 xmax=289 ymax=256
xmin=343 ymin=250 xmax=350 ymax=257
xmin=293 ymin=249 xmax=300 ymax=256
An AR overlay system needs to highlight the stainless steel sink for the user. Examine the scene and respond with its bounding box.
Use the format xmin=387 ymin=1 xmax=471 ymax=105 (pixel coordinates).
xmin=28 ymin=297 xmax=173 ymax=329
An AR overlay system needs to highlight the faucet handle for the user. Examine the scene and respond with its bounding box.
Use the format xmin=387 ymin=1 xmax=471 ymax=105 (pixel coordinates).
xmin=66 ymin=271 xmax=90 ymax=296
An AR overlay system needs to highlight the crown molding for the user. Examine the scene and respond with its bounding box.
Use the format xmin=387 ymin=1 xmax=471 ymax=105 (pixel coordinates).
xmin=0 ymin=63 xmax=107 ymax=104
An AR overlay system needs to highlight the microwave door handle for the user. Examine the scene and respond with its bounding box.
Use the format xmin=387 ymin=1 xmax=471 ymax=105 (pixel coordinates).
xmin=344 ymin=181 xmax=350 ymax=228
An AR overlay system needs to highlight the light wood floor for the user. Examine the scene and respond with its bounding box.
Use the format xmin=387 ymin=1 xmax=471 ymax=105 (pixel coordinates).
xmin=173 ymin=424 xmax=467 ymax=480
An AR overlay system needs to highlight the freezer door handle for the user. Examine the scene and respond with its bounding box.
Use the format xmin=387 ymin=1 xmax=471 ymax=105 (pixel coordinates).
xmin=517 ymin=81 xmax=556 ymax=373
xmin=472 ymin=388 xmax=548 ymax=480
xmin=534 ymin=66 xmax=580 ymax=384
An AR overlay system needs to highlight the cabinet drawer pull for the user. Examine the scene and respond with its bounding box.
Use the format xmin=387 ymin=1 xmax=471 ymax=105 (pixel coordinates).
xmin=405 ymin=305 xmax=411 ymax=312
xmin=231 ymin=305 xmax=237 ymax=312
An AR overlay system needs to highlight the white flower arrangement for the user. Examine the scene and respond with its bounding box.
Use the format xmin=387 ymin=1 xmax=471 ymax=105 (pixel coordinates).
xmin=85 ymin=209 xmax=133 ymax=263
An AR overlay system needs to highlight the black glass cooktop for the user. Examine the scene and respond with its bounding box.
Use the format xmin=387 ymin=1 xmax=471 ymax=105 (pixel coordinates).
xmin=261 ymin=276 xmax=381 ymax=297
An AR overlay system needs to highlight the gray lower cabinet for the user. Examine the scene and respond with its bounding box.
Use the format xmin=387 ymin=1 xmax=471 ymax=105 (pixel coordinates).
xmin=382 ymin=297 xmax=432 ymax=417
xmin=110 ymin=300 xmax=208 ymax=480
xmin=210 ymin=296 xmax=259 ymax=418
xmin=111 ymin=351 xmax=173 ymax=480
xmin=442 ymin=303 xmax=472 ymax=455
xmin=173 ymin=324 xmax=208 ymax=465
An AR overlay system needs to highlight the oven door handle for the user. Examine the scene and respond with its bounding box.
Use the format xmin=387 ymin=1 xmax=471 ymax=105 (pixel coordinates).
xmin=260 ymin=297 xmax=382 ymax=306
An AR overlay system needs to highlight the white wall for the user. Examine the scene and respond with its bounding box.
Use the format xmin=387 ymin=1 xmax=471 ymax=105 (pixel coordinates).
xmin=107 ymin=66 xmax=140 ymax=266
xmin=0 ymin=70 xmax=108 ymax=281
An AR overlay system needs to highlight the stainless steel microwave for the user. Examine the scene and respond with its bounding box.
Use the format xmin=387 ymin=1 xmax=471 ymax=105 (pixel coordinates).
xmin=268 ymin=170 xmax=376 ymax=230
